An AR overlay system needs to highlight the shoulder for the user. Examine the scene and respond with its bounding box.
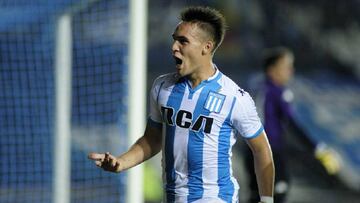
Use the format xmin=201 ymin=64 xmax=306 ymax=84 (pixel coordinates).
xmin=152 ymin=72 xmax=179 ymax=89
xmin=218 ymin=73 xmax=250 ymax=100
xmin=265 ymin=81 xmax=283 ymax=97
xmin=218 ymin=74 xmax=241 ymax=93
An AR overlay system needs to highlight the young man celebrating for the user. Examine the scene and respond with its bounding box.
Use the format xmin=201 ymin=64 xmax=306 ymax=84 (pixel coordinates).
xmin=89 ymin=6 xmax=274 ymax=203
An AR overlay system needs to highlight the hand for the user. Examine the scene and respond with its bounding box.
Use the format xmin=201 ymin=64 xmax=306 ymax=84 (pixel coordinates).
xmin=315 ymin=143 xmax=341 ymax=175
xmin=88 ymin=152 xmax=122 ymax=173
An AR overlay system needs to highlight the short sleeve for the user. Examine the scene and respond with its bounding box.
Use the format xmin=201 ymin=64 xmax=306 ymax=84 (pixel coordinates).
xmin=148 ymin=77 xmax=164 ymax=128
xmin=231 ymin=91 xmax=264 ymax=139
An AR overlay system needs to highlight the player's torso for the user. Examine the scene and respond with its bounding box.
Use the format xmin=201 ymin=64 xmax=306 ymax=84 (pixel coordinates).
xmin=156 ymin=72 xmax=239 ymax=203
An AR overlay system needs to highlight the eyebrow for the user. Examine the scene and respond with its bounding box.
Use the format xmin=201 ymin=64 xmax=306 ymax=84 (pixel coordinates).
xmin=172 ymin=34 xmax=189 ymax=42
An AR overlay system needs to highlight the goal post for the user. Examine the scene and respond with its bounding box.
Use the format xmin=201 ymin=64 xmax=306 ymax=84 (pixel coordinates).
xmin=52 ymin=0 xmax=148 ymax=203
xmin=0 ymin=1 xmax=147 ymax=202
xmin=128 ymin=0 xmax=148 ymax=202
xmin=53 ymin=13 xmax=72 ymax=203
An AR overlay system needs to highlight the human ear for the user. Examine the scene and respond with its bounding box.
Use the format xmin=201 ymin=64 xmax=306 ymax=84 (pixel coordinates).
xmin=202 ymin=41 xmax=214 ymax=55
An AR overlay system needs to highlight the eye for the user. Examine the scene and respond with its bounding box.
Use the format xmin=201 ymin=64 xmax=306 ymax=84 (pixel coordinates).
xmin=179 ymin=39 xmax=187 ymax=44
xmin=173 ymin=36 xmax=188 ymax=45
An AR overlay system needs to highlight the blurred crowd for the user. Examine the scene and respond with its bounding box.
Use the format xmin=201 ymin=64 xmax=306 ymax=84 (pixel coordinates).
xmin=147 ymin=0 xmax=360 ymax=79
xmin=144 ymin=1 xmax=360 ymax=202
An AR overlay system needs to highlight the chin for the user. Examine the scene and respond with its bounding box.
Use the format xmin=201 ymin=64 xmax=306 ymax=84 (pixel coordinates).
xmin=176 ymin=67 xmax=185 ymax=76
xmin=177 ymin=71 xmax=186 ymax=77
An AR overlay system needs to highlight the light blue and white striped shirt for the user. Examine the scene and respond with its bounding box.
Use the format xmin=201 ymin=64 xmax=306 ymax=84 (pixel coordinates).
xmin=148 ymin=68 xmax=263 ymax=203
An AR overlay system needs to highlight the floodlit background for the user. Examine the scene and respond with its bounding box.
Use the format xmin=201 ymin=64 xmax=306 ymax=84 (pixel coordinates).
xmin=0 ymin=0 xmax=359 ymax=203
xmin=147 ymin=1 xmax=360 ymax=202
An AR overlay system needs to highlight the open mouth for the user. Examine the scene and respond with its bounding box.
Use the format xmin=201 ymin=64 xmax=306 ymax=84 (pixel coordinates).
xmin=173 ymin=56 xmax=183 ymax=65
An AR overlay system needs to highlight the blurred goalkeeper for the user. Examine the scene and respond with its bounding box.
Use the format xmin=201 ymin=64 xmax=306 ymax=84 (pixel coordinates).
xmin=244 ymin=47 xmax=341 ymax=203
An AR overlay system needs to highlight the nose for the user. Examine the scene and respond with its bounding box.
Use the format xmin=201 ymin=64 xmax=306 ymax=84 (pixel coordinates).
xmin=172 ymin=41 xmax=179 ymax=54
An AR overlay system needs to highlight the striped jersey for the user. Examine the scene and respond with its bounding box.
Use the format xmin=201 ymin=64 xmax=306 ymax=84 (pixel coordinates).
xmin=148 ymin=67 xmax=263 ymax=203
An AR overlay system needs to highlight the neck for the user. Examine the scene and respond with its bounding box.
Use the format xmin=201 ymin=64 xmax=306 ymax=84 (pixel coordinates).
xmin=187 ymin=61 xmax=216 ymax=88
xmin=267 ymin=76 xmax=285 ymax=87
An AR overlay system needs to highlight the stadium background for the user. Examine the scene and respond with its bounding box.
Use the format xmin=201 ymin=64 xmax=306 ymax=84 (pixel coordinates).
xmin=0 ymin=0 xmax=359 ymax=203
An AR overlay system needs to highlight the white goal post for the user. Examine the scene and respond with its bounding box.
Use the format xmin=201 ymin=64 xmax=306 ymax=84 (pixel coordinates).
xmin=128 ymin=0 xmax=148 ymax=202
xmin=53 ymin=0 xmax=148 ymax=203
xmin=53 ymin=13 xmax=72 ymax=203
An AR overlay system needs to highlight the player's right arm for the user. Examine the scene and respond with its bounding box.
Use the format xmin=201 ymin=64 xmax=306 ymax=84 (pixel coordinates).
xmin=88 ymin=123 xmax=162 ymax=173
xmin=88 ymin=76 xmax=166 ymax=173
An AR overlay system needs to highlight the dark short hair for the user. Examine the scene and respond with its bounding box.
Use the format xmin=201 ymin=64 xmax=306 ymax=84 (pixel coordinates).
xmin=263 ymin=47 xmax=293 ymax=72
xmin=180 ymin=6 xmax=227 ymax=52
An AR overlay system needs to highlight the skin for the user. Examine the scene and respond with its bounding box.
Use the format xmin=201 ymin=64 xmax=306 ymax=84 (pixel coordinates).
xmin=172 ymin=21 xmax=216 ymax=88
xmin=88 ymin=20 xmax=274 ymax=200
xmin=247 ymin=132 xmax=275 ymax=198
xmin=88 ymin=124 xmax=162 ymax=172
xmin=267 ymin=53 xmax=294 ymax=86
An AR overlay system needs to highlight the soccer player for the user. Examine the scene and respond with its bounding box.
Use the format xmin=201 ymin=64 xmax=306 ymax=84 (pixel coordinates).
xmin=88 ymin=6 xmax=274 ymax=203
xmin=244 ymin=47 xmax=340 ymax=203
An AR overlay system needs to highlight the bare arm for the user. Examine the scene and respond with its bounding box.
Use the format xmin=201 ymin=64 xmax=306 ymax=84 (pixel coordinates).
xmin=246 ymin=131 xmax=274 ymax=199
xmin=88 ymin=124 xmax=162 ymax=172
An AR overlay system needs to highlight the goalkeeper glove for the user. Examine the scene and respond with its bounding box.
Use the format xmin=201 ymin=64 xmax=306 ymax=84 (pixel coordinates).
xmin=315 ymin=143 xmax=341 ymax=175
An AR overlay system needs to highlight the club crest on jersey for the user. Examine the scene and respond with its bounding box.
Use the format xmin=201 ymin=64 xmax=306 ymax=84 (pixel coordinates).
xmin=204 ymin=91 xmax=225 ymax=113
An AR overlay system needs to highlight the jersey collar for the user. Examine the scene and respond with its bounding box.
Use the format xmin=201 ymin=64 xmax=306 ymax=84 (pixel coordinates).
xmin=184 ymin=64 xmax=222 ymax=92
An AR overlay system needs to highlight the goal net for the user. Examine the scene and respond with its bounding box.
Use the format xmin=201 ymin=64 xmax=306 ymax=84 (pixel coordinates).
xmin=0 ymin=0 xmax=135 ymax=202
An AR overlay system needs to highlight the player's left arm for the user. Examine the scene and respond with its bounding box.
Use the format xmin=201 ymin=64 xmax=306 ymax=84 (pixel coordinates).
xmin=231 ymin=89 xmax=274 ymax=202
xmin=246 ymin=131 xmax=274 ymax=202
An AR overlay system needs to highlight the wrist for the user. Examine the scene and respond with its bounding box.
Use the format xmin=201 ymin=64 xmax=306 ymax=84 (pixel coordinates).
xmin=115 ymin=157 xmax=125 ymax=172
xmin=259 ymin=196 xmax=273 ymax=203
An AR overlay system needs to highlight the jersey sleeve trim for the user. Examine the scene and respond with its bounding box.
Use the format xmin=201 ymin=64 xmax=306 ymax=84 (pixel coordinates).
xmin=245 ymin=126 xmax=264 ymax=139
xmin=147 ymin=117 xmax=162 ymax=129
